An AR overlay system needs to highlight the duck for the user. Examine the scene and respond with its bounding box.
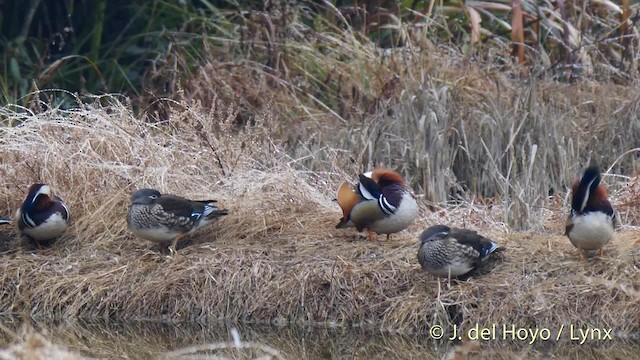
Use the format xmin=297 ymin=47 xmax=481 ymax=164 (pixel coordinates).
xmin=417 ymin=225 xmax=502 ymax=278
xmin=565 ymin=165 xmax=620 ymax=260
xmin=335 ymin=168 xmax=418 ymax=240
xmin=127 ymin=188 xmax=228 ymax=250
xmin=14 ymin=184 xmax=71 ymax=244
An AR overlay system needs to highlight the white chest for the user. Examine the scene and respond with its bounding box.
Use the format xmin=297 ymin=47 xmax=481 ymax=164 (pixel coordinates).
xmin=23 ymin=213 xmax=68 ymax=241
xmin=369 ymin=193 xmax=419 ymax=234
xmin=568 ymin=212 xmax=615 ymax=250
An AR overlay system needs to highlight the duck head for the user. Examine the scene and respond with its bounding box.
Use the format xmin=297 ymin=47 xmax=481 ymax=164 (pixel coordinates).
xmin=419 ymin=225 xmax=451 ymax=244
xmin=131 ymin=188 xmax=162 ymax=205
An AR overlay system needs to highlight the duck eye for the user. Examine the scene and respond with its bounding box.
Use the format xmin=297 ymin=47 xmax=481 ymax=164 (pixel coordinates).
xmin=149 ymin=195 xmax=158 ymax=199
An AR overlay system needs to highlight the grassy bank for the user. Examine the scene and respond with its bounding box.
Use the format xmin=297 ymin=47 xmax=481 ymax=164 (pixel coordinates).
xmin=0 ymin=94 xmax=638 ymax=341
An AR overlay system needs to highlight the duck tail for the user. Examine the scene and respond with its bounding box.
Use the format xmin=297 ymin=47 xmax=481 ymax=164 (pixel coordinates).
xmin=480 ymin=241 xmax=503 ymax=258
xmin=203 ymin=203 xmax=229 ymax=219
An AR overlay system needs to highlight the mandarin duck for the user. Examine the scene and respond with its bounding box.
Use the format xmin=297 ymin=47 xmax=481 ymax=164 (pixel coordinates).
xmin=565 ymin=165 xmax=620 ymax=260
xmin=14 ymin=184 xmax=71 ymax=244
xmin=417 ymin=225 xmax=502 ymax=278
xmin=336 ymin=168 xmax=418 ymax=240
xmin=127 ymin=188 xmax=228 ymax=250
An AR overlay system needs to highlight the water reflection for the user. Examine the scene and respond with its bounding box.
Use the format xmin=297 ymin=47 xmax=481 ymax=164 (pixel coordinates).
xmin=0 ymin=318 xmax=637 ymax=359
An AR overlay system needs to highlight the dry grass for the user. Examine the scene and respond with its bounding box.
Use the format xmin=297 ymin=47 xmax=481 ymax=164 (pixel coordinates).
xmin=157 ymin=12 xmax=640 ymax=229
xmin=0 ymin=94 xmax=638 ymax=344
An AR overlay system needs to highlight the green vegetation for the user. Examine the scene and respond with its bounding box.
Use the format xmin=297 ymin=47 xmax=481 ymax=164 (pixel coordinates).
xmin=1 ymin=0 xmax=232 ymax=106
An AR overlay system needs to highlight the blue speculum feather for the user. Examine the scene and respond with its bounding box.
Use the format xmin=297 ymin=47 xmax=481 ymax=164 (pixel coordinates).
xmin=191 ymin=211 xmax=203 ymax=222
xmin=480 ymin=242 xmax=500 ymax=258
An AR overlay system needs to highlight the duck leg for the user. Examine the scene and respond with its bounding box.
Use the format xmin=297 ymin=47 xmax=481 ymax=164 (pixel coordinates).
xmin=579 ymin=249 xmax=586 ymax=261
xmin=159 ymin=243 xmax=169 ymax=255
xmin=34 ymin=240 xmax=46 ymax=251
xmin=366 ymin=229 xmax=377 ymax=241
xmin=599 ymin=248 xmax=605 ymax=257
xmin=29 ymin=237 xmax=47 ymax=251
xmin=169 ymin=234 xmax=187 ymax=255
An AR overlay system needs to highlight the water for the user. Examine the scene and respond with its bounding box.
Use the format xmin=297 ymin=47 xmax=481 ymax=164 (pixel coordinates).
xmin=0 ymin=319 xmax=638 ymax=359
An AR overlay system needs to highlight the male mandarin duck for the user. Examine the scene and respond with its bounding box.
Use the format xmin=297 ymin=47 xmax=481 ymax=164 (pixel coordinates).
xmin=127 ymin=188 xmax=228 ymax=250
xmin=14 ymin=184 xmax=71 ymax=244
xmin=417 ymin=225 xmax=502 ymax=278
xmin=565 ymin=165 xmax=620 ymax=260
xmin=335 ymin=168 xmax=418 ymax=240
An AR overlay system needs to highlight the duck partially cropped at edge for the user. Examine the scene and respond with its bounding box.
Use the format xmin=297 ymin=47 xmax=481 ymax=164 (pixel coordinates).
xmin=14 ymin=183 xmax=71 ymax=244
xmin=335 ymin=168 xmax=418 ymax=240
xmin=565 ymin=165 xmax=620 ymax=261
xmin=127 ymin=188 xmax=229 ymax=251
xmin=417 ymin=225 xmax=502 ymax=278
